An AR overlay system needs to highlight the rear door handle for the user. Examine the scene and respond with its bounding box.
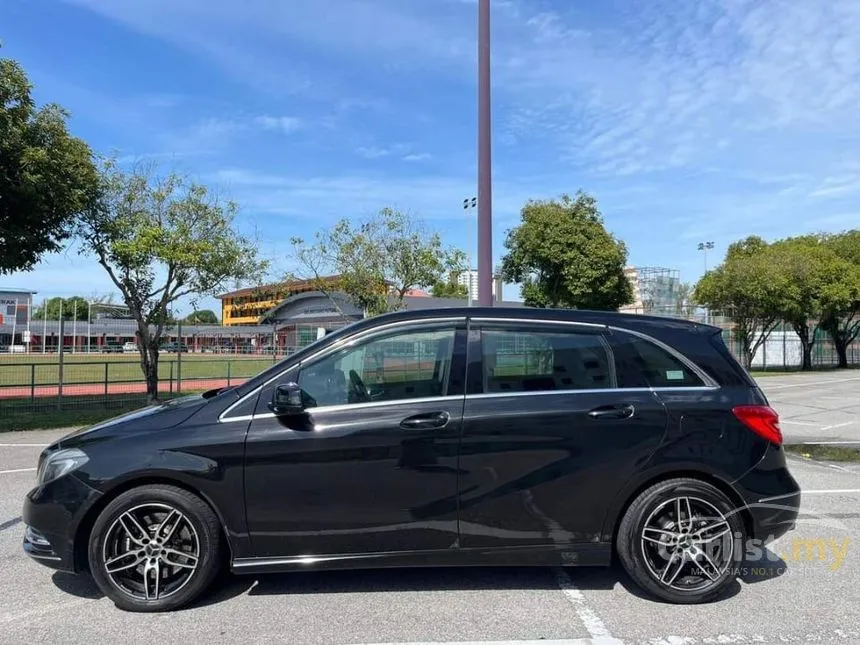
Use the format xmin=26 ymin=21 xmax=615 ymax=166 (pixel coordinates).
xmin=588 ymin=404 xmax=635 ymax=420
xmin=400 ymin=411 xmax=450 ymax=429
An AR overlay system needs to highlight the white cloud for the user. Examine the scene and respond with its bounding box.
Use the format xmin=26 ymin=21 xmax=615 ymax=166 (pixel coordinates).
xmin=254 ymin=115 xmax=303 ymax=134
xmin=354 ymin=143 xmax=411 ymax=159
xmin=403 ymin=153 xmax=432 ymax=162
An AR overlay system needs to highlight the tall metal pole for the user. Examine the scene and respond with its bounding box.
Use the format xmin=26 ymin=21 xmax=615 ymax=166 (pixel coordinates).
xmin=477 ymin=0 xmax=493 ymax=306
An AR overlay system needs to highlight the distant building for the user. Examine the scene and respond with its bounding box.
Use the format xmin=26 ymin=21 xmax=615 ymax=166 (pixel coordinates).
xmin=619 ymin=267 xmax=680 ymax=315
xmin=217 ymin=276 xmax=342 ymax=326
xmin=456 ymin=269 xmax=504 ymax=303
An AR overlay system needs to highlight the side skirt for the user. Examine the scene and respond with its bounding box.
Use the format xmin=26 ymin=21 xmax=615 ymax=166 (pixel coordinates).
xmin=231 ymin=543 xmax=612 ymax=575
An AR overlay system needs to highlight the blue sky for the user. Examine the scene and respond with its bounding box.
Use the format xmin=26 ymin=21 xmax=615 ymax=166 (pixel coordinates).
xmin=2 ymin=0 xmax=859 ymax=314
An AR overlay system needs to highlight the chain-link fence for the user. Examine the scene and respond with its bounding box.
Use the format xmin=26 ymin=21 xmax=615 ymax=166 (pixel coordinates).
xmin=0 ymin=299 xmax=347 ymax=428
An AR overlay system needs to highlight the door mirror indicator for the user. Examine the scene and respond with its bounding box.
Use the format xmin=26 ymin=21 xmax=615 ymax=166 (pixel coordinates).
xmin=270 ymin=382 xmax=304 ymax=415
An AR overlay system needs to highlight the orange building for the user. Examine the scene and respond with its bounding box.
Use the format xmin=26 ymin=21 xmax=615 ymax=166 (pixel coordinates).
xmin=216 ymin=276 xmax=341 ymax=326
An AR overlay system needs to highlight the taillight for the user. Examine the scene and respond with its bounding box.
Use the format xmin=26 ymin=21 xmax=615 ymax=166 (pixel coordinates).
xmin=732 ymin=405 xmax=782 ymax=445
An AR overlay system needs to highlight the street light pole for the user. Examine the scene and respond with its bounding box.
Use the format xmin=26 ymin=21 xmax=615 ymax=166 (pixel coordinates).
xmin=477 ymin=0 xmax=493 ymax=306
xmin=697 ymin=241 xmax=715 ymax=273
xmin=463 ymin=197 xmax=477 ymax=306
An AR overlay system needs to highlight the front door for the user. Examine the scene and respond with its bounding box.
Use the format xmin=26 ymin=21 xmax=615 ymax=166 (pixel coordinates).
xmin=457 ymin=321 xmax=669 ymax=549
xmin=244 ymin=321 xmax=466 ymax=558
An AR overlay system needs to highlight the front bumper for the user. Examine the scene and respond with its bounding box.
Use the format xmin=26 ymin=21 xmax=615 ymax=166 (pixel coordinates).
xmin=733 ymin=444 xmax=801 ymax=543
xmin=22 ymin=473 xmax=102 ymax=573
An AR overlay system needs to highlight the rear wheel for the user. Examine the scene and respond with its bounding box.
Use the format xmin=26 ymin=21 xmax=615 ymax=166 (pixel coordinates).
xmin=616 ymin=478 xmax=744 ymax=604
xmin=88 ymin=485 xmax=222 ymax=612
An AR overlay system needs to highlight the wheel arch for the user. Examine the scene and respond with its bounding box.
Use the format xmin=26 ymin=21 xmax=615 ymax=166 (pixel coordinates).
xmin=73 ymin=476 xmax=233 ymax=572
xmin=602 ymin=468 xmax=754 ymax=552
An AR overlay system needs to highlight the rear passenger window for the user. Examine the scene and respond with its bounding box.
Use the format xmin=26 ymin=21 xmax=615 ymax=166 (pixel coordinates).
xmin=613 ymin=332 xmax=704 ymax=388
xmin=481 ymin=328 xmax=611 ymax=393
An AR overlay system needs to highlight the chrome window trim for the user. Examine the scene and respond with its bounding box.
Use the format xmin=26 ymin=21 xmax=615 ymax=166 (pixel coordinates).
xmin=470 ymin=317 xmax=605 ymax=329
xmin=219 ymin=317 xmax=465 ymax=422
xmin=220 ymin=394 xmax=465 ymax=423
xmin=465 ymin=385 xmax=719 ymax=401
xmin=221 ymin=387 xmax=721 ymax=420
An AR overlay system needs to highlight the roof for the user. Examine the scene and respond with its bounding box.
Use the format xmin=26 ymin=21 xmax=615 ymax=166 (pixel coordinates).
xmin=0 ymin=288 xmax=37 ymax=295
xmin=351 ymin=306 xmax=720 ymax=334
xmin=216 ymin=276 xmax=341 ymax=299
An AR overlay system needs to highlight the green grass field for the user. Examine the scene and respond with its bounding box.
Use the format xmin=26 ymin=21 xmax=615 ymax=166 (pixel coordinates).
xmin=0 ymin=392 xmax=200 ymax=432
xmin=0 ymin=354 xmax=275 ymax=387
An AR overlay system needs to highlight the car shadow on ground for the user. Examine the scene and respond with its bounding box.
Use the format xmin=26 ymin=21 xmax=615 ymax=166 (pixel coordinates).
xmin=51 ymin=550 xmax=788 ymax=609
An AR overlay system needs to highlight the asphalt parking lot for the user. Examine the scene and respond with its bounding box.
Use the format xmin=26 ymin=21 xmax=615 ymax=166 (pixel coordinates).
xmin=0 ymin=371 xmax=858 ymax=645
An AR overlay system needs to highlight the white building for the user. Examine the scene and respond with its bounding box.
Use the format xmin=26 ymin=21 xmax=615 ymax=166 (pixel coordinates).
xmin=456 ymin=270 xmax=504 ymax=303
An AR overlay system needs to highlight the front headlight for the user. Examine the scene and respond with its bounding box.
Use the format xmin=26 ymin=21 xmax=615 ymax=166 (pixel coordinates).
xmin=37 ymin=448 xmax=88 ymax=484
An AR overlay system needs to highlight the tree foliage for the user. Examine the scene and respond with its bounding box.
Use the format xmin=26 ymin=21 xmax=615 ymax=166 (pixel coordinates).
xmin=696 ymin=231 xmax=860 ymax=370
xmin=431 ymin=277 xmax=469 ymax=299
xmin=76 ymin=160 xmax=267 ymax=400
xmin=694 ymin=236 xmax=789 ymax=369
xmin=32 ymin=296 xmax=89 ymax=320
xmin=291 ymin=208 xmax=467 ymax=316
xmin=500 ymin=192 xmax=633 ymax=310
xmin=184 ymin=309 xmax=219 ymax=324
xmin=819 ymin=230 xmax=860 ymax=367
xmin=674 ymin=282 xmax=696 ymax=317
xmin=0 ymin=53 xmax=99 ymax=273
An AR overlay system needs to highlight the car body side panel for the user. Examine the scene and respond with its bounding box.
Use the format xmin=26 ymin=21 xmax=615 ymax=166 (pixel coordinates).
xmin=59 ymin=414 xmax=254 ymax=559
xmin=458 ymin=389 xmax=669 ymax=547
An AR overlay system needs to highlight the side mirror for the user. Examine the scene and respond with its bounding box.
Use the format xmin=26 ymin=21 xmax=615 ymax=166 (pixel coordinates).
xmin=270 ymin=382 xmax=304 ymax=415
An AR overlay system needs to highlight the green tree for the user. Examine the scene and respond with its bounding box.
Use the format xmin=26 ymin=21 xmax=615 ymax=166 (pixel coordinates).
xmin=0 ymin=52 xmax=99 ymax=273
xmin=431 ymin=276 xmax=468 ymax=299
xmin=500 ymin=192 xmax=633 ymax=309
xmin=291 ymin=208 xmax=466 ymax=316
xmin=695 ymin=236 xmax=790 ymax=369
xmin=769 ymin=237 xmax=856 ymax=370
xmin=185 ymin=309 xmax=219 ymax=324
xmin=76 ymin=160 xmax=267 ymax=401
xmin=674 ymin=282 xmax=696 ymax=317
xmin=819 ymin=230 xmax=860 ymax=368
xmin=31 ymin=295 xmax=89 ymax=320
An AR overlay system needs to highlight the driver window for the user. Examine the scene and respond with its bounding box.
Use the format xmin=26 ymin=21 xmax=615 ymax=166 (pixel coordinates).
xmin=297 ymin=327 xmax=456 ymax=408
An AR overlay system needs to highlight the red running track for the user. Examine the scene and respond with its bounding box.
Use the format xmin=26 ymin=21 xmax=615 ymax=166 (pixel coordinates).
xmin=0 ymin=378 xmax=249 ymax=399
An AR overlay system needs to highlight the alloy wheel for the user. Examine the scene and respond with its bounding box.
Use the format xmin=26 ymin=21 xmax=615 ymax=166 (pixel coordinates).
xmin=640 ymin=495 xmax=735 ymax=592
xmin=102 ymin=503 xmax=200 ymax=601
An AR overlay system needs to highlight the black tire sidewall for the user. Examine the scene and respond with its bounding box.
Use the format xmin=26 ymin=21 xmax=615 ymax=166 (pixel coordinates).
xmin=617 ymin=478 xmax=745 ymax=604
xmin=88 ymin=485 xmax=221 ymax=612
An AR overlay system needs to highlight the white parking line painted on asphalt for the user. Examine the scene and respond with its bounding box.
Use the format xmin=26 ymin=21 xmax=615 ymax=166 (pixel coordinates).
xmin=802 ymin=440 xmax=860 ymax=444
xmin=352 ymin=641 xmax=608 ymax=645
xmin=0 ymin=468 xmax=35 ymax=475
xmin=555 ymin=569 xmax=623 ymax=645
xmin=0 ymin=598 xmax=91 ymax=625
xmin=781 ymin=420 xmax=820 ymax=426
xmin=762 ymin=489 xmax=860 ymax=501
xmin=764 ymin=376 xmax=860 ymax=390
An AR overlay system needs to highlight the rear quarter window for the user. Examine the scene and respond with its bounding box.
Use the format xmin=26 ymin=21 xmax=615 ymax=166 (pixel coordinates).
xmin=612 ymin=331 xmax=705 ymax=388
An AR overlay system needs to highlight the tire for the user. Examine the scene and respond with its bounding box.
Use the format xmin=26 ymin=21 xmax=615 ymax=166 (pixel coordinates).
xmin=616 ymin=477 xmax=745 ymax=604
xmin=88 ymin=484 xmax=223 ymax=612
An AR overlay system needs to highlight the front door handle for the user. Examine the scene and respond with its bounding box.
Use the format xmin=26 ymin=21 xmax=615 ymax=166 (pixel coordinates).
xmin=400 ymin=411 xmax=450 ymax=429
xmin=588 ymin=404 xmax=635 ymax=420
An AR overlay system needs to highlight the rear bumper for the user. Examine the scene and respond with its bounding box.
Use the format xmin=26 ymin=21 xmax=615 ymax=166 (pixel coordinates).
xmin=22 ymin=474 xmax=102 ymax=573
xmin=732 ymin=444 xmax=800 ymax=543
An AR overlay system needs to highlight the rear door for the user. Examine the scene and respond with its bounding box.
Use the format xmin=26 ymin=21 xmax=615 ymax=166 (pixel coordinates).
xmin=457 ymin=319 xmax=669 ymax=549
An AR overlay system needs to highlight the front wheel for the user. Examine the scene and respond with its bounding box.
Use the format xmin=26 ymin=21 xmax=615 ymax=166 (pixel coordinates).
xmin=88 ymin=485 xmax=222 ymax=612
xmin=616 ymin=478 xmax=745 ymax=604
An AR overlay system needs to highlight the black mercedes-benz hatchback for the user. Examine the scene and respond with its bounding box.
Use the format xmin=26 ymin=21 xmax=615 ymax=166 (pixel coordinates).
xmin=23 ymin=307 xmax=800 ymax=611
